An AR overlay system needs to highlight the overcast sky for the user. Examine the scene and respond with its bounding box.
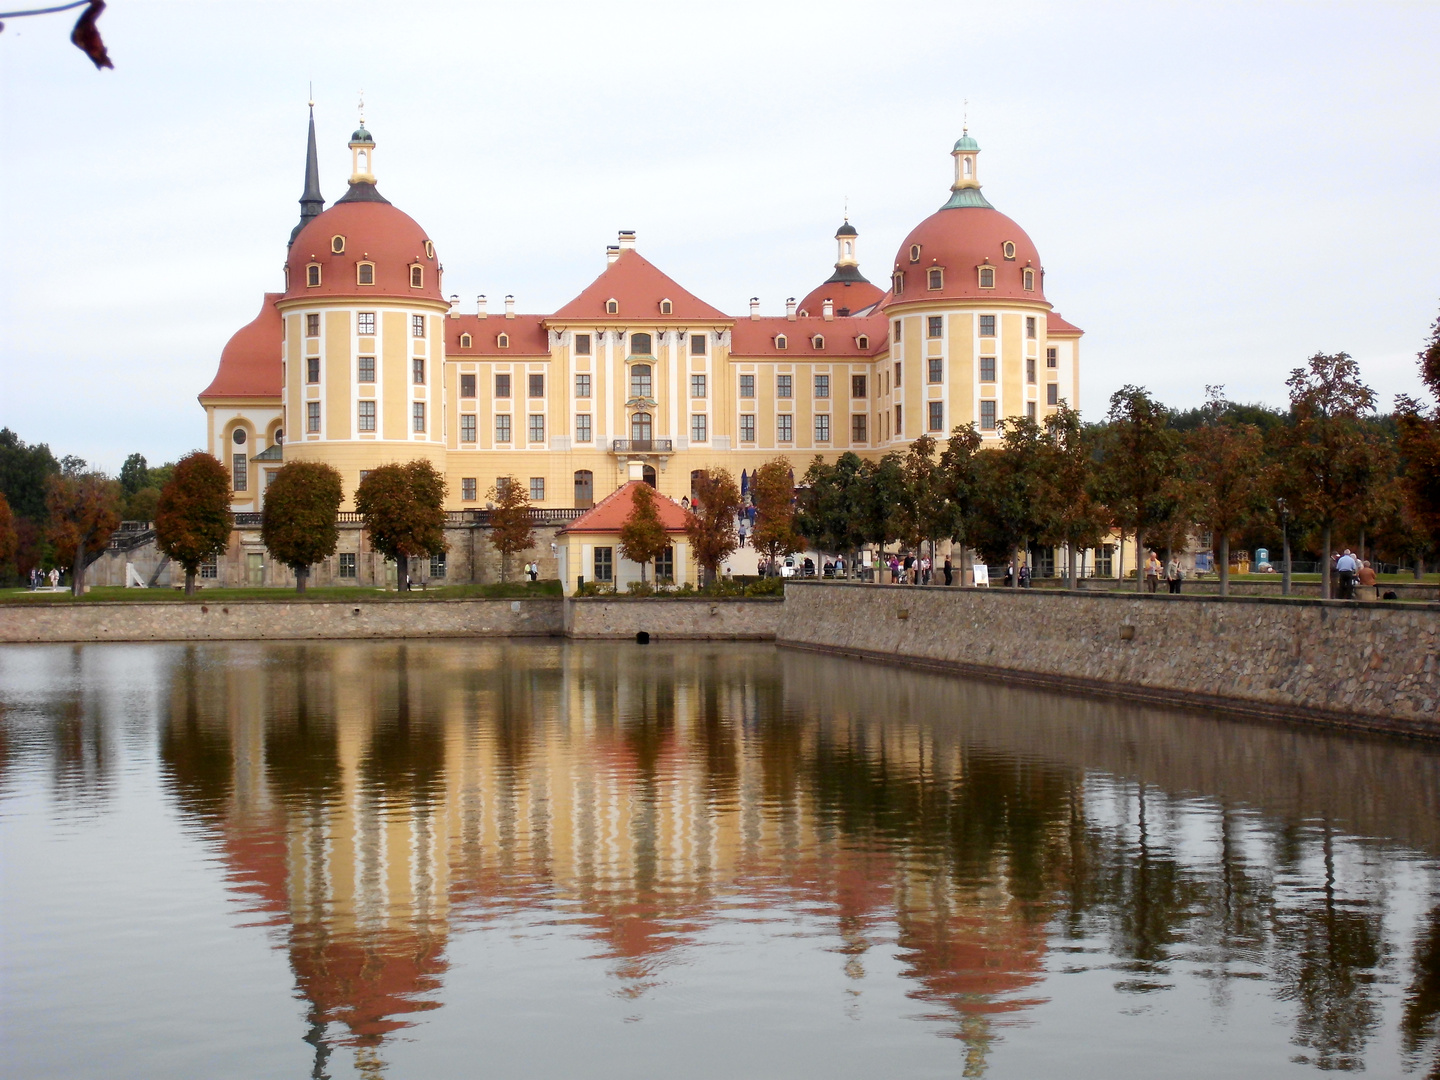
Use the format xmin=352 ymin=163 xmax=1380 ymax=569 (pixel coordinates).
xmin=1 ymin=1 xmax=1437 ymax=473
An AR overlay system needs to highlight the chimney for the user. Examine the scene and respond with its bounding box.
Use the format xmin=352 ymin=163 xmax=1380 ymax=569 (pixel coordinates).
xmin=617 ymin=230 xmax=637 ymax=251
xmin=477 ymin=294 xmax=487 ymax=318
xmin=749 ymin=297 xmax=760 ymax=320
xmin=785 ymin=297 xmax=796 ymax=321
xmin=822 ymin=299 xmax=834 ymax=321
xmin=504 ymin=294 xmax=516 ymax=319
xmin=448 ymin=294 xmax=460 ymax=318
xmin=606 ymin=245 xmax=621 ymax=265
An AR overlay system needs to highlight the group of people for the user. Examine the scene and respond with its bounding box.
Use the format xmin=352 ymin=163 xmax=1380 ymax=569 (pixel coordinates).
xmin=887 ymin=554 xmax=933 ymax=585
xmin=1143 ymin=552 xmax=1186 ymax=594
xmin=27 ymin=568 xmax=62 ymax=590
xmin=1332 ymin=549 xmax=1378 ymax=600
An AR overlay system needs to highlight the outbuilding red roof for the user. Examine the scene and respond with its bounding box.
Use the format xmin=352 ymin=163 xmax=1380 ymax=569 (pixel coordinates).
xmin=445 ymin=314 xmax=550 ymax=356
xmin=199 ymin=293 xmax=283 ymax=400
xmin=552 ymin=249 xmax=730 ymax=322
xmin=1046 ymin=311 xmax=1083 ymax=335
xmin=560 ymin=481 xmax=691 ymax=534
xmin=730 ymin=314 xmax=888 ymax=359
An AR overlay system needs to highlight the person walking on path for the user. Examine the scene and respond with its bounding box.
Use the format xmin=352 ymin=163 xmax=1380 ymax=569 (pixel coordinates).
xmin=943 ymin=556 xmax=953 ymax=587
xmin=1357 ymin=559 xmax=1377 ymax=601
xmin=1166 ymin=556 xmax=1183 ymax=594
xmin=1145 ymin=552 xmax=1162 ymax=594
xmin=1003 ymin=562 xmax=1014 ymax=588
xmin=1335 ymin=549 xmax=1358 ymax=599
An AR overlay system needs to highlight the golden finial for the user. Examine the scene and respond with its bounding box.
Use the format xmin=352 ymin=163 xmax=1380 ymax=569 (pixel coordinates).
xmin=358 ymin=88 xmax=365 ymax=126
xmin=308 ymin=81 xmax=314 ymax=109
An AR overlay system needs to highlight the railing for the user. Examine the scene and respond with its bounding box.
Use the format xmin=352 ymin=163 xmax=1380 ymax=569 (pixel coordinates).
xmin=610 ymin=439 xmax=673 ymax=453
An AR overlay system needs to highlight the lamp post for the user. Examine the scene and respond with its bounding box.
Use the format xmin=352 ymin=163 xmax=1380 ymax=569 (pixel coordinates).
xmin=1277 ymin=497 xmax=1291 ymax=597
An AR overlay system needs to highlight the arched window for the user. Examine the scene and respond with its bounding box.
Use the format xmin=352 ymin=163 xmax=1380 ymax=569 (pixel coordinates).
xmin=978 ymin=266 xmax=995 ymax=289
xmin=410 ymin=265 xmax=423 ymax=288
xmin=659 ymin=299 xmax=673 ymax=315
xmin=963 ymin=156 xmax=972 ymax=178
xmin=857 ymin=335 xmax=869 ymax=350
xmin=642 ymin=464 xmax=657 ymax=488
xmin=1023 ymin=268 xmax=1035 ymax=290
xmin=497 ymin=333 xmax=510 ymax=348
xmin=812 ymin=335 xmax=825 ymax=350
xmin=331 ymin=235 xmax=345 ymax=254
xmin=927 ymin=268 xmax=944 ymax=290
xmin=630 ymin=364 xmax=652 ymax=398
xmin=631 ymin=412 xmax=653 ymax=442
xmin=357 ymin=262 xmax=374 ymax=285
xmin=892 ymin=271 xmax=904 ymax=295
xmin=358 ymin=149 xmax=368 ymax=172
xmin=631 ymin=332 xmax=653 ymax=356
xmin=775 ymin=334 xmax=787 ymax=350
xmin=460 ymin=333 xmax=472 ymax=348
xmin=844 ymin=241 xmax=853 ymax=257
xmin=574 ymin=469 xmax=594 ymax=508
xmin=606 ymin=298 xmax=619 ymax=314
xmin=306 ymin=264 xmax=321 ymax=287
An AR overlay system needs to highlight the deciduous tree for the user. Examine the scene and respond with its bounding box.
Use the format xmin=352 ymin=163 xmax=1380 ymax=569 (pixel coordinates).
xmin=685 ymin=468 xmax=741 ymax=585
xmin=45 ymin=470 xmax=121 ymax=596
xmin=1038 ymin=404 xmax=1108 ymax=587
xmin=486 ymin=476 xmax=534 ymax=583
xmin=937 ymin=425 xmax=984 ymax=582
xmin=355 ymin=461 xmax=448 ymax=589
xmin=154 ymin=451 xmax=232 ymax=595
xmin=0 ymin=491 xmax=16 ymax=582
xmin=1096 ymin=386 xmax=1180 ymax=592
xmin=972 ymin=416 xmax=1047 ymax=586
xmin=1395 ymin=311 xmax=1440 ymax=565
xmin=619 ymin=482 xmax=671 ymax=583
xmin=119 ymin=453 xmax=150 ymax=496
xmin=751 ymin=457 xmax=800 ymax=576
xmin=260 ymin=461 xmax=343 ymax=593
xmin=1184 ymin=387 xmax=1267 ymax=596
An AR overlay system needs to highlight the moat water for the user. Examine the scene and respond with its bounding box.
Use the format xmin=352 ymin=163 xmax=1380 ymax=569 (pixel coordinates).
xmin=2 ymin=641 xmax=1439 ymax=1079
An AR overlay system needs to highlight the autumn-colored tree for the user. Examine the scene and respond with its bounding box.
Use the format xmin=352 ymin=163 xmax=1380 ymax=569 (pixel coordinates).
xmin=260 ymin=461 xmax=343 ymax=593
xmin=889 ymin=434 xmax=949 ymax=568
xmin=1183 ymin=388 xmax=1267 ymax=596
xmin=355 ymin=461 xmax=448 ymax=589
xmin=487 ymin=476 xmax=534 ymax=583
xmin=1395 ymin=310 xmax=1440 ymax=564
xmin=619 ymin=482 xmax=671 ymax=583
xmin=154 ymin=451 xmax=233 ymax=595
xmin=1037 ymin=404 xmax=1108 ymax=586
xmin=45 ymin=470 xmax=121 ymax=596
xmin=750 ymin=458 xmax=801 ymax=576
xmin=0 ymin=491 xmax=17 ymax=581
xmin=685 ymin=468 xmax=741 ymax=585
xmin=971 ymin=416 xmax=1047 ymax=585
xmin=935 ymin=425 xmax=984 ymax=582
xmin=1096 ymin=386 xmax=1180 ymax=592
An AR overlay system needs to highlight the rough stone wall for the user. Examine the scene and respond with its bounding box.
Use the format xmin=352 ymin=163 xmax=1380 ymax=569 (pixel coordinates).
xmin=777 ymin=582 xmax=1440 ymax=734
xmin=565 ymin=597 xmax=781 ymax=640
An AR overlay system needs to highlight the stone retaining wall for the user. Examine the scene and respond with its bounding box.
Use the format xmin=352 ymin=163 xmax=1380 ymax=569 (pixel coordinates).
xmin=565 ymin=597 xmax=781 ymax=640
xmin=777 ymin=582 xmax=1440 ymax=737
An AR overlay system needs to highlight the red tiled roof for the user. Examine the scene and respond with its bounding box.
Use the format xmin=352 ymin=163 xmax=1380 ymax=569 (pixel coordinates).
xmin=887 ymin=206 xmax=1046 ymax=306
xmin=560 ymin=481 xmax=691 ymax=534
xmin=730 ymin=313 xmax=888 ymax=359
xmin=796 ymin=278 xmax=886 ymax=318
xmin=445 ymin=314 xmax=550 ymax=356
xmin=199 ymin=293 xmax=283 ymax=400
xmin=552 ymin=249 xmax=730 ymax=322
xmin=285 ymin=200 xmax=444 ymax=305
xmin=1046 ymin=311 xmax=1083 ymax=335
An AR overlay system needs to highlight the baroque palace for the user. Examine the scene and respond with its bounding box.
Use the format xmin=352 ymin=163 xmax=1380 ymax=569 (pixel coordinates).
xmin=191 ymin=109 xmax=1082 ymax=588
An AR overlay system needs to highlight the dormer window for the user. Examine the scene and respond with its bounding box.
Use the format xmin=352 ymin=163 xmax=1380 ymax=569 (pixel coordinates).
xmin=927 ymin=267 xmax=944 ymax=290
xmin=460 ymin=333 xmax=472 ymax=348
xmin=1003 ymin=241 xmax=1016 ymax=260
xmin=1023 ymin=268 xmax=1035 ymax=291
xmin=857 ymin=334 xmax=869 ymax=350
xmin=331 ymin=235 xmax=346 ymax=254
xmin=497 ymin=333 xmax=510 ymax=348
xmin=356 ymin=261 xmax=375 ymax=285
xmin=909 ymin=244 xmax=921 ymax=263
xmin=659 ymin=298 xmax=673 ymax=315
xmin=306 ymin=264 xmax=321 ymax=287
xmin=775 ymin=334 xmax=787 ymax=350
xmin=892 ymin=271 xmax=904 ymax=296
xmin=605 ymin=298 xmax=619 ymax=315
xmin=978 ymin=265 xmax=995 ymax=289
xmin=409 ymin=265 xmax=424 ymax=288
xmin=424 ymin=240 xmax=435 ymax=259
xmin=812 ymin=335 xmax=825 ymax=350
xmin=283 ymin=266 xmax=290 ymax=289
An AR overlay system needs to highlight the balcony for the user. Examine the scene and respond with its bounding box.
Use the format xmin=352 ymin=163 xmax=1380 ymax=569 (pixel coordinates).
xmin=610 ymin=439 xmax=673 ymax=453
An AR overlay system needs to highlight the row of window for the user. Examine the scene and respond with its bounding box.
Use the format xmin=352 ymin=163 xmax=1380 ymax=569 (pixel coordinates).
xmin=891 ymin=265 xmax=1036 ymax=295
xmin=302 ymin=263 xmax=427 ymax=289
xmin=587 ymin=544 xmax=675 ymax=582
xmin=334 ymin=552 xmax=446 ymax=579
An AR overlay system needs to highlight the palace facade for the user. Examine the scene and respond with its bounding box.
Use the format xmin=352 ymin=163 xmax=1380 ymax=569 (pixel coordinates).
xmin=200 ymin=111 xmax=1082 ymax=520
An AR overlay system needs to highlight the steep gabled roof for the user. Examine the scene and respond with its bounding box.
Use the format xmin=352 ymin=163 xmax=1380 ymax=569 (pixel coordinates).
xmin=559 ymin=481 xmax=691 ymax=535
xmin=730 ymin=313 xmax=888 ymax=359
xmin=552 ymin=249 xmax=729 ymax=322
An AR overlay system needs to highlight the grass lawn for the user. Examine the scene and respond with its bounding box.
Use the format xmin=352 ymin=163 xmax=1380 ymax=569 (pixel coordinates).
xmin=1 ymin=581 xmax=562 ymax=604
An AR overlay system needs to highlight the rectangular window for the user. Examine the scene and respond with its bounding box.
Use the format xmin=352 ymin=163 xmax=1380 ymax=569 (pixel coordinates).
xmin=894 ymin=362 xmax=902 ymax=387
xmin=980 ymin=400 xmax=997 ymax=430
xmin=813 ymin=374 xmax=830 ymax=399
xmin=927 ymin=315 xmax=943 ymax=338
xmin=232 ymin=453 xmax=247 ymax=491
xmin=814 ymin=414 xmax=830 ymax=442
xmin=412 ymin=357 xmax=425 ymax=384
xmin=462 ymin=477 xmax=477 ymax=501
xmin=575 ymin=373 xmax=591 ymax=398
xmin=776 ymin=375 xmax=792 ymax=399
xmin=1026 ymin=401 xmax=1037 ymax=421
xmin=528 ymin=373 xmax=544 ymax=398
xmin=740 ymin=414 xmax=756 ymax=442
xmin=777 ymin=414 xmax=793 ymax=441
xmin=928 ymin=357 xmax=943 ymax=384
xmin=358 ymin=356 xmax=375 ymax=383
xmin=1097 ymin=544 xmax=1114 ymax=577
xmin=691 ymin=413 xmax=707 ymax=442
xmin=338 ymin=552 xmax=357 ymax=578
xmin=307 ymin=357 xmax=320 ymax=384
xmin=412 ymin=402 xmax=426 ymax=433
xmin=460 ymin=414 xmax=476 ymax=442
xmin=593 ymin=546 xmax=613 ymax=582
xmin=495 ymin=414 xmax=512 ymax=442
xmin=575 ymin=413 xmax=592 ymax=443
xmin=306 ymin=313 xmax=320 ymax=337
xmin=530 ymin=477 xmax=545 ymax=501
xmin=460 ymin=373 xmax=476 ymax=398
xmin=690 ymin=333 xmax=707 ymax=356
xmin=495 ymin=373 xmax=511 ymax=398
xmin=411 ymin=314 xmax=425 ymax=338
xmin=1026 ymin=357 xmax=1036 ymax=384
xmin=200 ymin=557 xmax=218 ymax=579
xmin=358 ymin=400 xmax=376 ymax=432
xmin=892 ymin=320 xmax=901 ymax=343
xmin=980 ymin=356 xmax=996 ymax=382
xmin=928 ymin=401 xmax=944 ymax=432
xmin=851 ymin=374 xmax=867 ymax=399
xmin=307 ymin=401 xmax=321 ymax=433
xmin=357 ymin=312 xmax=375 ymax=336
xmin=1047 ymin=383 xmax=1060 ymax=406
xmin=851 ymin=414 xmax=867 ymax=441
xmin=1026 ymin=316 xmax=1037 ymax=340
xmin=739 ymin=374 xmax=755 ymax=398
xmin=574 ymin=333 xmax=592 ymax=355
xmin=980 ymin=314 xmax=996 ymax=337
xmin=1047 ymin=347 xmax=1058 ymax=369
xmin=895 ymin=403 xmax=902 ymax=436
xmin=430 ymin=552 xmax=447 ymax=579
xmin=655 ymin=546 xmax=675 ymax=583
xmin=690 ymin=374 xmax=707 ymax=398
xmin=528 ymin=414 xmax=545 ymax=442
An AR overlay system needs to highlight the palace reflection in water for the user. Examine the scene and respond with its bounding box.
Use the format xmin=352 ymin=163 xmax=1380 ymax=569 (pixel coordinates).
xmin=4 ymin=640 xmax=1440 ymax=1079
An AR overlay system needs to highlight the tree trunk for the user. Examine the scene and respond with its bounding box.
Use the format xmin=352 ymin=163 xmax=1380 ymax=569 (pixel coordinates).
xmin=1010 ymin=544 xmax=1020 ymax=588
xmin=1320 ymin=523 xmax=1332 ymax=600
xmin=1359 ymin=528 xmax=1366 ymax=566
xmin=1416 ymin=557 xmax=1424 ymax=581
xmin=1068 ymin=538 xmax=1078 ymax=591
xmin=71 ymin=537 xmax=87 ymax=597
xmin=500 ymin=552 xmax=509 ymax=583
xmin=1282 ymin=531 xmax=1292 ymax=596
xmin=1134 ymin=527 xmax=1146 ymax=593
xmin=1116 ymin=530 xmax=1125 ymax=590
xmin=1219 ymin=535 xmax=1230 ymax=597
xmin=185 ymin=568 xmax=196 ymax=596
xmin=296 ymin=565 xmax=308 ymax=594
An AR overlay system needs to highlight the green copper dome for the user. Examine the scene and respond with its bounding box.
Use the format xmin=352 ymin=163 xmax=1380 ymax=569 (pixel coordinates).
xmin=953 ymin=132 xmax=979 ymax=153
xmin=350 ymin=125 xmax=374 ymax=145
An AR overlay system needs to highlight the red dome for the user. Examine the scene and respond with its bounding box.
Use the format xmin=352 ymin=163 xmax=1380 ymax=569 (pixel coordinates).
xmin=200 ymin=292 xmax=282 ymax=399
xmin=284 ymin=197 xmax=443 ymax=303
xmin=797 ymin=277 xmax=885 ymax=318
xmin=890 ymin=206 xmax=1045 ymax=305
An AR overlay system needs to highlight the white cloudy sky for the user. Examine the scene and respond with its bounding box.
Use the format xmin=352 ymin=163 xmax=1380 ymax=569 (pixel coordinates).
xmin=1 ymin=0 xmax=1437 ymax=472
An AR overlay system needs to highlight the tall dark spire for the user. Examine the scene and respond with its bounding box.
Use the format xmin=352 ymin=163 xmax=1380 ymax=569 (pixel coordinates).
xmin=289 ymin=104 xmax=325 ymax=247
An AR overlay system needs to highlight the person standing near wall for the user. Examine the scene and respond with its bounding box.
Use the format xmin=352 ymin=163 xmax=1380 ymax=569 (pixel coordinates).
xmin=1357 ymin=559 xmax=1377 ymax=600
xmin=1145 ymin=551 xmax=1162 ymax=593
xmin=943 ymin=556 xmax=953 ymax=586
xmin=1335 ymin=549 xmax=1358 ymax=599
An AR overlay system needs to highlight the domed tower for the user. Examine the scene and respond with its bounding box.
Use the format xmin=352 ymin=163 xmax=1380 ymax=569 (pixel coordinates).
xmin=276 ymin=115 xmax=449 ymax=503
xmin=881 ymin=130 xmax=1081 ymax=445
xmin=797 ymin=219 xmax=885 ymax=318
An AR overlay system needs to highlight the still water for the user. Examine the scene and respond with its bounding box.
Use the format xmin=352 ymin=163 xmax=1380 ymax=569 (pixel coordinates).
xmin=2 ymin=641 xmax=1440 ymax=1079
